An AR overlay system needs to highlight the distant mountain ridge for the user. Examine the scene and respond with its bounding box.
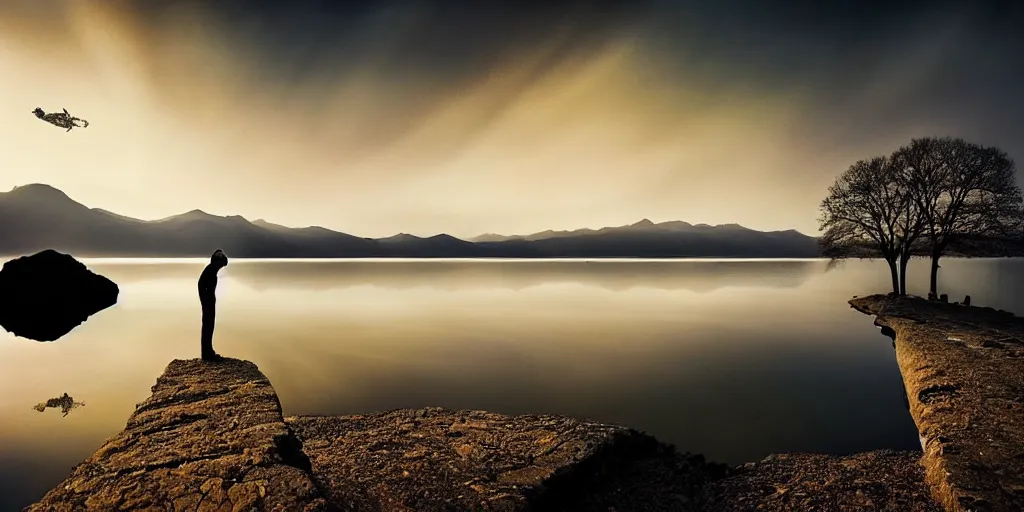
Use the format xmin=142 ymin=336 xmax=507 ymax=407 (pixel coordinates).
xmin=0 ymin=184 xmax=821 ymax=258
xmin=470 ymin=219 xmax=797 ymax=242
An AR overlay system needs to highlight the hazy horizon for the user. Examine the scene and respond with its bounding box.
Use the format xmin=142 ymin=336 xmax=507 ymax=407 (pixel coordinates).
xmin=2 ymin=183 xmax=821 ymax=239
xmin=1 ymin=1 xmax=1021 ymax=239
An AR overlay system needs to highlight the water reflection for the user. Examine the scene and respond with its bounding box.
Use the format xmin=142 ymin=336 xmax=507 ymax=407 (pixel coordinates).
xmin=872 ymin=325 xmax=911 ymax=411
xmin=91 ymin=259 xmax=825 ymax=292
xmin=2 ymin=258 xmax=1021 ymax=509
xmin=32 ymin=393 xmax=84 ymax=417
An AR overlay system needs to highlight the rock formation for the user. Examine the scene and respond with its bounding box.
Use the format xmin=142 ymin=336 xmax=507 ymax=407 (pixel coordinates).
xmin=28 ymin=359 xmax=725 ymax=511
xmin=851 ymin=294 xmax=1024 ymax=512
xmin=0 ymin=249 xmax=118 ymax=341
xmin=28 ymin=353 xmax=951 ymax=511
xmin=290 ymin=409 xmax=722 ymax=511
xmin=27 ymin=359 xmax=329 ymax=511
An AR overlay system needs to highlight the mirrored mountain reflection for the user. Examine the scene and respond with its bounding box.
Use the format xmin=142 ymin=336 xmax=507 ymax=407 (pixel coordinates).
xmin=88 ymin=258 xmax=825 ymax=293
xmin=32 ymin=393 xmax=85 ymax=417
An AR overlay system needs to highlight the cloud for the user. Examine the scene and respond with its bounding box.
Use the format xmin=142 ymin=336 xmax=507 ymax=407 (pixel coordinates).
xmin=0 ymin=0 xmax=1020 ymax=238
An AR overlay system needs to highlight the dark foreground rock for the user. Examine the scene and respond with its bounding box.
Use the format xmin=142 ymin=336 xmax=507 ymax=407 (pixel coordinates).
xmin=0 ymin=249 xmax=118 ymax=341
xmin=851 ymin=294 xmax=1024 ymax=512
xmin=27 ymin=359 xmax=329 ymax=511
xmin=704 ymin=450 xmax=941 ymax=511
xmin=288 ymin=409 xmax=724 ymax=511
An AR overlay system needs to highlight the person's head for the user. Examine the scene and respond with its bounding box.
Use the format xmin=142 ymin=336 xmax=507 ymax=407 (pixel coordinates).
xmin=211 ymin=249 xmax=228 ymax=268
xmin=32 ymin=108 xmax=44 ymax=118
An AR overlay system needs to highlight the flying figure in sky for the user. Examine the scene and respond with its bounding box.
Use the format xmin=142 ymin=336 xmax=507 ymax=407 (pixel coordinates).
xmin=32 ymin=107 xmax=89 ymax=132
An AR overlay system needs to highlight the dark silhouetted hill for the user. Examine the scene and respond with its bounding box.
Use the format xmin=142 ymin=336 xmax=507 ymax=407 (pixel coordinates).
xmin=0 ymin=184 xmax=821 ymax=258
xmin=471 ymin=219 xmax=821 ymax=257
xmin=0 ymin=185 xmax=378 ymax=258
xmin=471 ymin=219 xmax=774 ymax=242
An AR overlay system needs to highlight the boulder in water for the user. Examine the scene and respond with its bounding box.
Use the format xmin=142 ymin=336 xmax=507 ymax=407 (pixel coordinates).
xmin=0 ymin=249 xmax=119 ymax=341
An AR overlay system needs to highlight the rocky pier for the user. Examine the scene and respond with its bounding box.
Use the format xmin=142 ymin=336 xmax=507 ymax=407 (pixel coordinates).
xmin=850 ymin=294 xmax=1024 ymax=512
xmin=26 ymin=359 xmax=327 ymax=512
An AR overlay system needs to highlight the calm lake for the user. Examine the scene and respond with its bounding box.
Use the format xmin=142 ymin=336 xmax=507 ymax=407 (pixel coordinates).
xmin=2 ymin=257 xmax=1023 ymax=508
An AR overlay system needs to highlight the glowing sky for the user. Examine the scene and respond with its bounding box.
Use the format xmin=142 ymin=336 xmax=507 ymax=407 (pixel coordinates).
xmin=0 ymin=0 xmax=1021 ymax=238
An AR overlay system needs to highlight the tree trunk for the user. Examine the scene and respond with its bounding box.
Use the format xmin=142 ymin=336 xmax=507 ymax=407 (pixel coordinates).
xmin=887 ymin=258 xmax=900 ymax=295
xmin=929 ymin=253 xmax=941 ymax=299
xmin=899 ymin=252 xmax=910 ymax=296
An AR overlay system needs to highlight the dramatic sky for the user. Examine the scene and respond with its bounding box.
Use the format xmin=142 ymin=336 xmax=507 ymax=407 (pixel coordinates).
xmin=0 ymin=0 xmax=1021 ymax=238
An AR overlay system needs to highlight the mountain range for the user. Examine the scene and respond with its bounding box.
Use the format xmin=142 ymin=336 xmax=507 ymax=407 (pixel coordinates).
xmin=0 ymin=184 xmax=821 ymax=258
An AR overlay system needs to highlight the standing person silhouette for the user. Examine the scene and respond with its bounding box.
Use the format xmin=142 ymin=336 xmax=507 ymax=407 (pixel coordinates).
xmin=199 ymin=249 xmax=228 ymax=361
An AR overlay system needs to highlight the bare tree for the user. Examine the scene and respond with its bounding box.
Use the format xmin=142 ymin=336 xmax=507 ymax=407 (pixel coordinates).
xmin=894 ymin=189 xmax=926 ymax=296
xmin=819 ymin=156 xmax=920 ymax=295
xmin=890 ymin=139 xmax=942 ymax=295
xmin=898 ymin=137 xmax=1022 ymax=298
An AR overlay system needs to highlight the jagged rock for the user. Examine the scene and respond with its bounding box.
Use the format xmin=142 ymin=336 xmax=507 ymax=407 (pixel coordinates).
xmin=963 ymin=295 xmax=972 ymax=307
xmin=26 ymin=359 xmax=329 ymax=511
xmin=0 ymin=250 xmax=118 ymax=341
xmin=288 ymin=409 xmax=725 ymax=511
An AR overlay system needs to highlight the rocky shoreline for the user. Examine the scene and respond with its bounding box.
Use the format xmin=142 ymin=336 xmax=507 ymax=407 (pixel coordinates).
xmin=705 ymin=450 xmax=939 ymax=511
xmin=28 ymin=359 xmax=729 ymax=511
xmin=289 ymin=409 xmax=722 ymax=511
xmin=25 ymin=360 xmax=938 ymax=511
xmin=28 ymin=294 xmax=1023 ymax=511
